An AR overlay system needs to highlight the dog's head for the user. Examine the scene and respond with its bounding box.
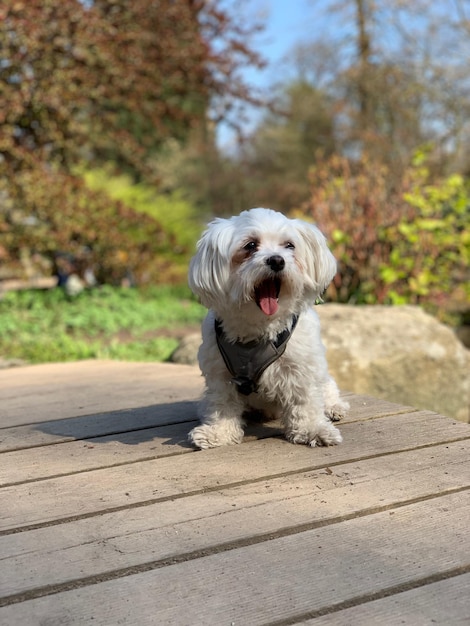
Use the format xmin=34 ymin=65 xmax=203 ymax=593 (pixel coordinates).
xmin=188 ymin=208 xmax=337 ymax=318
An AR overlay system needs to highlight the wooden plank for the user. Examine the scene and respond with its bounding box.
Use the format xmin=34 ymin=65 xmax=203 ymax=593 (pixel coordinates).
xmin=1 ymin=410 xmax=468 ymax=531
xmin=0 ymin=394 xmax=412 ymax=483
xmin=1 ymin=492 xmax=468 ymax=625
xmin=0 ymin=421 xmax=196 ymax=486
xmin=1 ymin=441 xmax=468 ymax=599
xmin=1 ymin=419 xmax=287 ymax=485
xmin=344 ymin=393 xmax=415 ymax=421
xmin=0 ymin=392 xmax=399 ymax=454
xmin=0 ymin=402 xmax=198 ymax=454
xmin=300 ymin=573 xmax=470 ymax=624
xmin=0 ymin=361 xmax=203 ymax=426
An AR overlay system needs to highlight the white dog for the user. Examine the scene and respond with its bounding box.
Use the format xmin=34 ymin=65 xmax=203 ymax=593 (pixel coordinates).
xmin=188 ymin=208 xmax=348 ymax=449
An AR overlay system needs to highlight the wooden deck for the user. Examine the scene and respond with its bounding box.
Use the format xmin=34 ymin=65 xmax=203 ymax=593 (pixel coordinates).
xmin=0 ymin=360 xmax=469 ymax=625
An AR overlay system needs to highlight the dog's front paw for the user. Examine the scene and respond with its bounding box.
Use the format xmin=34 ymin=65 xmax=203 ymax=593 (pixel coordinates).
xmin=188 ymin=422 xmax=244 ymax=449
xmin=309 ymin=421 xmax=343 ymax=447
xmin=325 ymin=399 xmax=350 ymax=422
xmin=286 ymin=421 xmax=342 ymax=447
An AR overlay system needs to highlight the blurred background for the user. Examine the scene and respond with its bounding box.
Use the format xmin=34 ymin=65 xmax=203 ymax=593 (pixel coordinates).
xmin=0 ymin=0 xmax=469 ymax=366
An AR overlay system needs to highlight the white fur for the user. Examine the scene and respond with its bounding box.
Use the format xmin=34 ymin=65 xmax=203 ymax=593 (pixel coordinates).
xmin=188 ymin=207 xmax=349 ymax=449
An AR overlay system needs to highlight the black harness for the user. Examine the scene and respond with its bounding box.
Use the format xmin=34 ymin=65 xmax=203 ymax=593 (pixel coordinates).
xmin=215 ymin=315 xmax=299 ymax=396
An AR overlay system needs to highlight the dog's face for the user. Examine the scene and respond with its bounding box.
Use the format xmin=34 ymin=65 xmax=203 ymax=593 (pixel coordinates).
xmin=189 ymin=208 xmax=337 ymax=318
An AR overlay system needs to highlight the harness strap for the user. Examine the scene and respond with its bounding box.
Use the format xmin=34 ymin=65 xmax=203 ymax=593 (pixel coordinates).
xmin=215 ymin=315 xmax=299 ymax=395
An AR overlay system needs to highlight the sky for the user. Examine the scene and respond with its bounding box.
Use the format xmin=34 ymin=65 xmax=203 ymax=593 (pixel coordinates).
xmin=216 ymin=0 xmax=321 ymax=148
xmin=241 ymin=0 xmax=318 ymax=88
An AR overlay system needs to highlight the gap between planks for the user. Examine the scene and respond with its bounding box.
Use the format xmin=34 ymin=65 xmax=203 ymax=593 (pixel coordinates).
xmin=1 ymin=440 xmax=469 ymax=602
xmin=0 ymin=393 xmax=413 ymax=454
xmin=2 ymin=489 xmax=469 ymax=608
xmin=1 ymin=411 xmax=469 ymax=534
xmin=0 ymin=491 xmax=468 ymax=625
xmin=0 ymin=401 xmax=448 ymax=487
xmin=264 ymin=568 xmax=470 ymax=626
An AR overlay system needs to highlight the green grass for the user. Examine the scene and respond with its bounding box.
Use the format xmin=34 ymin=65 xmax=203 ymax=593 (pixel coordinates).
xmin=0 ymin=285 xmax=205 ymax=364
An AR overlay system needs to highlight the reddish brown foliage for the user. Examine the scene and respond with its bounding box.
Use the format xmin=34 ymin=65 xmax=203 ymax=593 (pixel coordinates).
xmin=302 ymin=154 xmax=416 ymax=303
xmin=0 ymin=0 xmax=263 ymax=282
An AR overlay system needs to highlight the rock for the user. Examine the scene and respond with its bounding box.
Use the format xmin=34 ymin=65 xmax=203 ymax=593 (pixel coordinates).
xmin=170 ymin=305 xmax=470 ymax=422
xmin=170 ymin=333 xmax=201 ymax=366
xmin=317 ymin=304 xmax=470 ymax=423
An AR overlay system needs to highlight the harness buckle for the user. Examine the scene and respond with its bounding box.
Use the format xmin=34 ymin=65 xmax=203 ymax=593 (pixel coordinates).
xmin=230 ymin=377 xmax=258 ymax=396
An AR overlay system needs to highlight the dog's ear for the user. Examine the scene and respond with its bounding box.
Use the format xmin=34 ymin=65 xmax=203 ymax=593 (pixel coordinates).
xmin=294 ymin=220 xmax=337 ymax=298
xmin=188 ymin=218 xmax=234 ymax=307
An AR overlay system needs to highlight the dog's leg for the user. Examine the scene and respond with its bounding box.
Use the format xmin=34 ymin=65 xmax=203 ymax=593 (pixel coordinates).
xmin=323 ymin=376 xmax=350 ymax=422
xmin=283 ymin=394 xmax=343 ymax=447
xmin=188 ymin=389 xmax=246 ymax=449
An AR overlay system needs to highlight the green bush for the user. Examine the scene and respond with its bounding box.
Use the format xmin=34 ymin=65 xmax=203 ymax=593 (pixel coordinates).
xmin=300 ymin=151 xmax=470 ymax=318
xmin=82 ymin=167 xmax=202 ymax=272
xmin=1 ymin=162 xmax=178 ymax=286
xmin=380 ymin=162 xmax=470 ymax=312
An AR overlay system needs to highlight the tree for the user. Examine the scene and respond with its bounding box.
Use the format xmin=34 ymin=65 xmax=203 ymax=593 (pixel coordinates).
xmin=0 ymin=0 xmax=264 ymax=281
xmin=189 ymin=0 xmax=470 ymax=221
xmin=284 ymin=0 xmax=470 ymax=175
xmin=0 ymin=0 xmax=263 ymax=178
xmin=235 ymin=81 xmax=336 ymax=212
xmin=163 ymin=80 xmax=337 ymax=216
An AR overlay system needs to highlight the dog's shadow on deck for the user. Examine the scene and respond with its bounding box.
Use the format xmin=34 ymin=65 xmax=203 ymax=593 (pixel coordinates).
xmin=34 ymin=401 xmax=284 ymax=450
xmin=35 ymin=401 xmax=198 ymax=449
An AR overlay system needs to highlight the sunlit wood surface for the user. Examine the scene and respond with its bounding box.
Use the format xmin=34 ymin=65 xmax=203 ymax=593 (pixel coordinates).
xmin=1 ymin=361 xmax=469 ymax=625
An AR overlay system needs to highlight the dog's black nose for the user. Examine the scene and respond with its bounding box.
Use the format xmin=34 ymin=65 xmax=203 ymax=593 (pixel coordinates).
xmin=266 ymin=255 xmax=285 ymax=272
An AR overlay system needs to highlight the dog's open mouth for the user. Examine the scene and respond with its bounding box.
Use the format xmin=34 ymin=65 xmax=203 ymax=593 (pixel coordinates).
xmin=254 ymin=278 xmax=281 ymax=316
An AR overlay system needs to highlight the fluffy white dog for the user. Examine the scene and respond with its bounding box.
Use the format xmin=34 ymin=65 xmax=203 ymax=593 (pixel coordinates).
xmin=188 ymin=207 xmax=348 ymax=449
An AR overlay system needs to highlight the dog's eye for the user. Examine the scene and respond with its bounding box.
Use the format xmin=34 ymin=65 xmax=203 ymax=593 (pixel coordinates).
xmin=285 ymin=242 xmax=295 ymax=250
xmin=243 ymin=241 xmax=258 ymax=253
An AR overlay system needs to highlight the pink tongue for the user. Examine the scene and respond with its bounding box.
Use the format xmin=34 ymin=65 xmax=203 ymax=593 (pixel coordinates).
xmin=257 ymin=281 xmax=279 ymax=316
